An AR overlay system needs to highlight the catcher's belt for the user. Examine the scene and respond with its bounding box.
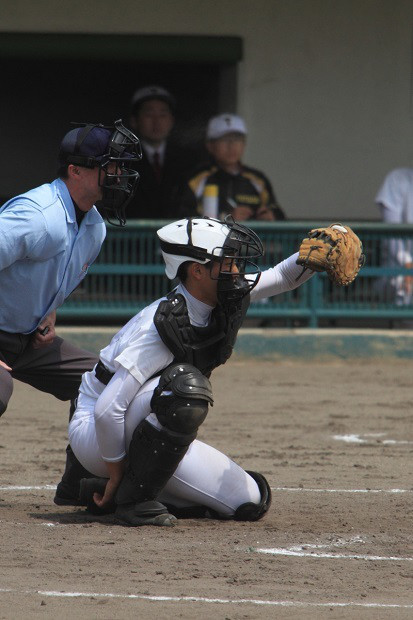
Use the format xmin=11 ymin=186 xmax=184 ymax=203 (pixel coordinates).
xmin=95 ymin=360 xmax=114 ymax=385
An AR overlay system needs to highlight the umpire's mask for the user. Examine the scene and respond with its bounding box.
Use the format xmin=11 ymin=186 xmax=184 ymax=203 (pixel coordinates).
xmin=60 ymin=119 xmax=142 ymax=226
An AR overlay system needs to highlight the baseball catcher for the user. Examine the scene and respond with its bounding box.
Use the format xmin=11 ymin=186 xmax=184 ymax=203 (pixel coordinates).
xmin=296 ymin=223 xmax=365 ymax=285
xmin=67 ymin=216 xmax=364 ymax=527
xmin=67 ymin=215 xmax=320 ymax=526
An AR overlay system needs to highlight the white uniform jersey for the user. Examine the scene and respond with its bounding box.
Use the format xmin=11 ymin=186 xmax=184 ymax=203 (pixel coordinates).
xmin=375 ymin=168 xmax=413 ymax=304
xmin=69 ymin=252 xmax=312 ymax=515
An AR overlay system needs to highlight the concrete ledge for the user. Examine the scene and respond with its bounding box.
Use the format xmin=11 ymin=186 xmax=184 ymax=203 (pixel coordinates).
xmin=234 ymin=328 xmax=413 ymax=360
xmin=56 ymin=327 xmax=413 ymax=360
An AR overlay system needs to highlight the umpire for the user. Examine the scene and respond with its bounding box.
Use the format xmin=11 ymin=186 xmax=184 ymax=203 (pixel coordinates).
xmin=0 ymin=120 xmax=141 ymax=505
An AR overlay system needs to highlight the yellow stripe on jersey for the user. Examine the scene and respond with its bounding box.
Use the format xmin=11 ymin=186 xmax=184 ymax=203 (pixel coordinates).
xmin=242 ymin=170 xmax=270 ymax=206
xmin=188 ymin=167 xmax=218 ymax=195
xmin=235 ymin=193 xmax=260 ymax=205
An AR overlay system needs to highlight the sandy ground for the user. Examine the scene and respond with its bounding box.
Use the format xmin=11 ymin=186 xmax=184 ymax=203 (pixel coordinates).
xmin=1 ymin=358 xmax=413 ymax=619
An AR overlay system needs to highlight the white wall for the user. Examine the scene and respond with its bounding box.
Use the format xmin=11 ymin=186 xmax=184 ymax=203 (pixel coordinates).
xmin=1 ymin=0 xmax=413 ymax=220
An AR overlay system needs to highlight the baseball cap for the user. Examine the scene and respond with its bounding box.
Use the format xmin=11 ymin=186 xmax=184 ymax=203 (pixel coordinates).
xmin=130 ymin=85 xmax=176 ymax=112
xmin=58 ymin=125 xmax=112 ymax=167
xmin=206 ymin=114 xmax=247 ymax=140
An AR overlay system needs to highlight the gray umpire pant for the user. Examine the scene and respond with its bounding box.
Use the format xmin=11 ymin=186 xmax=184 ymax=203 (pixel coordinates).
xmin=0 ymin=329 xmax=98 ymax=416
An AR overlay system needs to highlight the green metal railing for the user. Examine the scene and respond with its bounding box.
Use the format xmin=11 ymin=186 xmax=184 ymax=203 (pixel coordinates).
xmin=59 ymin=220 xmax=413 ymax=327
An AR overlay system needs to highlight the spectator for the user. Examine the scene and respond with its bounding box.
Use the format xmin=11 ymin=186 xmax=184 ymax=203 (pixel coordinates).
xmin=127 ymin=85 xmax=196 ymax=219
xmin=179 ymin=113 xmax=285 ymax=222
xmin=375 ymin=168 xmax=413 ymax=305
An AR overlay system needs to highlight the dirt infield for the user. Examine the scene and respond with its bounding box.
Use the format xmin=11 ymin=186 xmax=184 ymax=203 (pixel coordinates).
xmin=1 ymin=358 xmax=413 ymax=619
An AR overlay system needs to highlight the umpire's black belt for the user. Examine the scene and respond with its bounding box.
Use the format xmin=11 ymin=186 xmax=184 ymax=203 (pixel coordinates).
xmin=95 ymin=360 xmax=114 ymax=385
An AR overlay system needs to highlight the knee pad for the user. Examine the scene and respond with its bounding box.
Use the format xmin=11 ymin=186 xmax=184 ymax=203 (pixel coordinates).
xmin=151 ymin=363 xmax=213 ymax=436
xmin=234 ymin=471 xmax=272 ymax=521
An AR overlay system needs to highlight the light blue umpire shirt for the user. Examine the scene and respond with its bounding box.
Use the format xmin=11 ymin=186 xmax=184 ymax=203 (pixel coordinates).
xmin=0 ymin=178 xmax=106 ymax=334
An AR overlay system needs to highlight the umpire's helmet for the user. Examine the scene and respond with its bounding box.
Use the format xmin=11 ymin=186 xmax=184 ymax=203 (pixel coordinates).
xmin=59 ymin=119 xmax=142 ymax=226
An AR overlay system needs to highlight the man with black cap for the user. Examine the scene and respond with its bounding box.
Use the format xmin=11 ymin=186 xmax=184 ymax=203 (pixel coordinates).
xmin=0 ymin=119 xmax=141 ymax=505
xmin=127 ymin=85 xmax=196 ymax=219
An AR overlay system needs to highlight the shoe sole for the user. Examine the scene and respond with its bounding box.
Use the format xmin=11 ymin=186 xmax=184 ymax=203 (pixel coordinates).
xmin=115 ymin=514 xmax=177 ymax=527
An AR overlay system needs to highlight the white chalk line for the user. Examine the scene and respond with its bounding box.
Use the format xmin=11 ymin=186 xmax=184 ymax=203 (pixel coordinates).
xmin=383 ymin=439 xmax=413 ymax=444
xmin=333 ymin=433 xmax=413 ymax=445
xmin=2 ymin=484 xmax=413 ymax=494
xmin=271 ymin=487 xmax=413 ymax=493
xmin=0 ymin=588 xmax=412 ymax=609
xmin=0 ymin=485 xmax=56 ymax=491
xmin=253 ymin=548 xmax=413 ymax=561
xmin=252 ymin=535 xmax=413 ymax=562
xmin=0 ymin=520 xmax=63 ymax=527
xmin=288 ymin=535 xmax=365 ymax=550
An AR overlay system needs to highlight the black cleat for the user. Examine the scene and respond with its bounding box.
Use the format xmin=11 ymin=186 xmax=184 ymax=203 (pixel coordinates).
xmin=53 ymin=484 xmax=83 ymax=506
xmin=54 ymin=444 xmax=94 ymax=506
xmin=115 ymin=500 xmax=177 ymax=527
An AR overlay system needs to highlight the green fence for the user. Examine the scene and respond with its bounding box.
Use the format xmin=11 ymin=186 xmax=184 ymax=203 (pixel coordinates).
xmin=59 ymin=220 xmax=413 ymax=327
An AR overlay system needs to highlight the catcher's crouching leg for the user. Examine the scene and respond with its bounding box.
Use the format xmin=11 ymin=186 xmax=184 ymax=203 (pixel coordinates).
xmin=115 ymin=364 xmax=213 ymax=527
xmin=233 ymin=471 xmax=272 ymax=521
xmin=164 ymin=471 xmax=272 ymax=521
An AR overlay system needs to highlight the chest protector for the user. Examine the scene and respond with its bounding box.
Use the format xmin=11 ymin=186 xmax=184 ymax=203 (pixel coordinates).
xmin=154 ymin=291 xmax=250 ymax=376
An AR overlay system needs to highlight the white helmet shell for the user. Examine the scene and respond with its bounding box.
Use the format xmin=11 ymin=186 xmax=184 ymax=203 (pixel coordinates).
xmin=157 ymin=218 xmax=231 ymax=279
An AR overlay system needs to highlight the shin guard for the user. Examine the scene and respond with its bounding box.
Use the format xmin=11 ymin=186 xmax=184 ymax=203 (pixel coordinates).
xmin=115 ymin=420 xmax=190 ymax=506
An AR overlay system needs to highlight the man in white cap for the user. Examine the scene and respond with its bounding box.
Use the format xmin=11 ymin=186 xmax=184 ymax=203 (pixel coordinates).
xmin=127 ymin=85 xmax=196 ymax=219
xmin=179 ymin=113 xmax=285 ymax=222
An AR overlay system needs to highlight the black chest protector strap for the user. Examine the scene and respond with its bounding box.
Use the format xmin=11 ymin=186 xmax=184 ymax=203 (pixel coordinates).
xmin=154 ymin=291 xmax=250 ymax=376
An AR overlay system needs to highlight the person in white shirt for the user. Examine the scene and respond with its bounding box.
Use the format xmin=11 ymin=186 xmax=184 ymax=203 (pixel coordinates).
xmin=375 ymin=168 xmax=413 ymax=305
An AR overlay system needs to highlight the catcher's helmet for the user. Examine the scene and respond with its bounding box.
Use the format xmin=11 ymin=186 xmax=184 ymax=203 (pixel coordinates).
xmin=157 ymin=216 xmax=263 ymax=301
xmin=59 ymin=119 xmax=142 ymax=226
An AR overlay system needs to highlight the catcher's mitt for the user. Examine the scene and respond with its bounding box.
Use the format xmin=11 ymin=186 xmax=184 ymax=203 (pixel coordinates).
xmin=296 ymin=223 xmax=365 ymax=286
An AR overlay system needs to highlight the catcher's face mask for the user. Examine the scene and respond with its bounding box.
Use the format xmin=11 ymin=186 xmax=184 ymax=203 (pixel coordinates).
xmin=214 ymin=217 xmax=263 ymax=303
xmin=157 ymin=215 xmax=263 ymax=302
